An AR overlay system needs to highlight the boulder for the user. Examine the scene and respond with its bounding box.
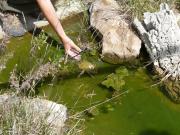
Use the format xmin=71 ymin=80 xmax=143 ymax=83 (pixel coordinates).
xmin=133 ymin=3 xmax=180 ymax=102
xmin=89 ymin=0 xmax=141 ymax=64
xmin=0 ymin=94 xmax=67 ymax=134
xmin=1 ymin=13 xmax=26 ymax=37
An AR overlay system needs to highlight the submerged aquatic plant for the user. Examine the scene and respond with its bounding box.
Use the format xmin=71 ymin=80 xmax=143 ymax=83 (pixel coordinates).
xmin=101 ymin=67 xmax=129 ymax=91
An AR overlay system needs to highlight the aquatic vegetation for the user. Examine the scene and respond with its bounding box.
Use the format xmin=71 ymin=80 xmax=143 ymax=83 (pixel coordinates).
xmin=101 ymin=67 xmax=129 ymax=91
xmin=31 ymin=32 xmax=48 ymax=55
xmin=0 ymin=52 xmax=13 ymax=73
xmin=100 ymin=103 xmax=115 ymax=113
xmin=30 ymin=31 xmax=59 ymax=65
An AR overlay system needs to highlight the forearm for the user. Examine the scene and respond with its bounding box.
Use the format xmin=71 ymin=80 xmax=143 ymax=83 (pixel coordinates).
xmin=36 ymin=0 xmax=68 ymax=42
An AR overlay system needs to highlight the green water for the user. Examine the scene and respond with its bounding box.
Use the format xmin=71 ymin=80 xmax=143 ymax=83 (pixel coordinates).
xmin=0 ymin=14 xmax=180 ymax=135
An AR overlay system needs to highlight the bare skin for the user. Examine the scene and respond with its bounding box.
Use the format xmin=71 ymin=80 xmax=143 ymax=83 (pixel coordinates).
xmin=36 ymin=0 xmax=81 ymax=60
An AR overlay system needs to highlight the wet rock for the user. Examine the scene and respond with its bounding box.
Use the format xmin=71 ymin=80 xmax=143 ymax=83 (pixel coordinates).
xmin=133 ymin=3 xmax=180 ymax=102
xmin=89 ymin=0 xmax=141 ymax=64
xmin=0 ymin=94 xmax=67 ymax=133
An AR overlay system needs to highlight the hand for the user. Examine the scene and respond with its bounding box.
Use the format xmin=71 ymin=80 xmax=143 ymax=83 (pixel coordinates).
xmin=62 ymin=37 xmax=82 ymax=61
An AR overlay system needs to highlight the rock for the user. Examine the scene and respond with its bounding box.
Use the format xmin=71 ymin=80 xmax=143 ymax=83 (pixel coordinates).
xmin=0 ymin=94 xmax=67 ymax=134
xmin=26 ymin=98 xmax=67 ymax=130
xmin=0 ymin=0 xmax=21 ymax=13
xmin=0 ymin=0 xmax=86 ymax=33
xmin=0 ymin=13 xmax=26 ymax=37
xmin=0 ymin=25 xmax=4 ymax=40
xmin=133 ymin=3 xmax=180 ymax=102
xmin=54 ymin=0 xmax=85 ymax=19
xmin=33 ymin=0 xmax=86 ymax=28
xmin=89 ymin=0 xmax=141 ymax=64
xmin=134 ymin=3 xmax=180 ymax=79
xmin=172 ymin=6 xmax=180 ymax=27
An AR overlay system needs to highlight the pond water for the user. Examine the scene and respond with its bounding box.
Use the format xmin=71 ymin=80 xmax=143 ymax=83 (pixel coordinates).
xmin=0 ymin=14 xmax=180 ymax=135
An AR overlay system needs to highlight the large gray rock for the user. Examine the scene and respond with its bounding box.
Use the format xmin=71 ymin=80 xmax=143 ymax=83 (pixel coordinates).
xmin=0 ymin=13 xmax=26 ymax=37
xmin=0 ymin=94 xmax=67 ymax=134
xmin=89 ymin=0 xmax=141 ymax=64
xmin=133 ymin=3 xmax=180 ymax=102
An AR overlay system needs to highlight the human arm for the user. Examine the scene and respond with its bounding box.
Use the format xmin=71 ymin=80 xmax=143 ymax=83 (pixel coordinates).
xmin=36 ymin=0 xmax=81 ymax=60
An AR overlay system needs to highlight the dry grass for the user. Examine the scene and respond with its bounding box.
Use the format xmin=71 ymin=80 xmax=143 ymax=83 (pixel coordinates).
xmin=0 ymin=100 xmax=55 ymax=135
xmin=0 ymin=94 xmax=85 ymax=135
xmin=117 ymin=0 xmax=176 ymax=19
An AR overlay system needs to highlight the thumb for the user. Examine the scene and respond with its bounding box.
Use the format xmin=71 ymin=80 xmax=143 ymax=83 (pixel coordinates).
xmin=70 ymin=41 xmax=82 ymax=52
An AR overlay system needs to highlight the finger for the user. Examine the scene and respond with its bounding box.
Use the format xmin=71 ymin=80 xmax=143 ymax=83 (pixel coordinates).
xmin=71 ymin=42 xmax=82 ymax=52
xmin=67 ymin=50 xmax=81 ymax=61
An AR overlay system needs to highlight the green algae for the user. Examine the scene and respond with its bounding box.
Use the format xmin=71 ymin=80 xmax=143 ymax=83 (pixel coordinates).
xmin=101 ymin=67 xmax=129 ymax=91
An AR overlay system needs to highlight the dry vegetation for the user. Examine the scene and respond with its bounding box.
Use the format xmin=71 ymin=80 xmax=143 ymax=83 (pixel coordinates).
xmin=118 ymin=0 xmax=178 ymax=19
xmin=0 ymin=99 xmax=55 ymax=135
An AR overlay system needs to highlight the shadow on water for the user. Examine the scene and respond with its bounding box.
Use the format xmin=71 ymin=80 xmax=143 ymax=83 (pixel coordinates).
xmin=139 ymin=129 xmax=171 ymax=135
